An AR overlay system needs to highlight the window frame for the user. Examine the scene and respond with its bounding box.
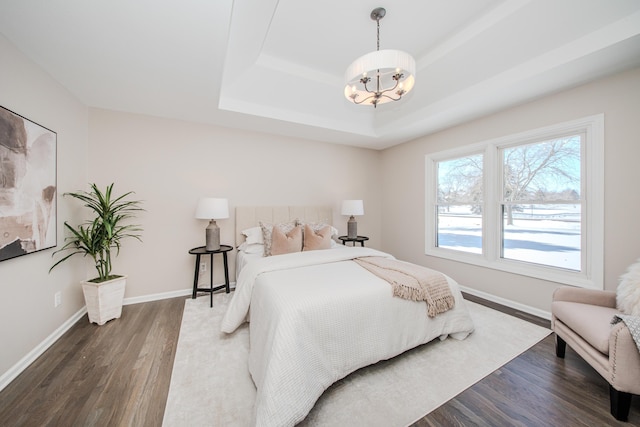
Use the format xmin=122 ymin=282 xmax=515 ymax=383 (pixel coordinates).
xmin=425 ymin=115 xmax=604 ymax=289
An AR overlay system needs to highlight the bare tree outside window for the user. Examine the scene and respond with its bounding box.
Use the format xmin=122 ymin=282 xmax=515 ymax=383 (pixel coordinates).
xmin=500 ymin=135 xmax=582 ymax=270
xmin=436 ymin=154 xmax=483 ymax=253
xmin=502 ymin=136 xmax=581 ymax=225
xmin=426 ymin=115 xmax=603 ymax=287
xmin=435 ymin=135 xmax=582 ymax=270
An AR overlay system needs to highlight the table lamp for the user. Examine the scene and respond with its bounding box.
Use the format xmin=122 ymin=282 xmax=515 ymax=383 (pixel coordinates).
xmin=341 ymin=200 xmax=364 ymax=239
xmin=195 ymin=198 xmax=229 ymax=251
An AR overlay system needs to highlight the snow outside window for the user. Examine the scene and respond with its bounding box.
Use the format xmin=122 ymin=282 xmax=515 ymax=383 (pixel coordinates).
xmin=425 ymin=115 xmax=604 ymax=289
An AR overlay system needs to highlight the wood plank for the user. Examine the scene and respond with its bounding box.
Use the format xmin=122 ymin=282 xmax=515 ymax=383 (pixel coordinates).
xmin=0 ymin=292 xmax=638 ymax=426
xmin=413 ymin=298 xmax=640 ymax=426
xmin=0 ymin=297 xmax=184 ymax=426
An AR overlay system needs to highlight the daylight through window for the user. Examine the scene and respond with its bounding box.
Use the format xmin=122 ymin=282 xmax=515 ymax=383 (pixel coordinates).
xmin=436 ymin=154 xmax=483 ymax=254
xmin=501 ymin=135 xmax=582 ymax=270
xmin=426 ymin=115 xmax=603 ymax=288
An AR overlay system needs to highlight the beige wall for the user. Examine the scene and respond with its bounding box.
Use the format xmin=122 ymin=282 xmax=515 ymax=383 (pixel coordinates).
xmin=380 ymin=67 xmax=640 ymax=313
xmin=87 ymin=109 xmax=382 ymax=299
xmin=1 ymin=36 xmax=382 ymax=385
xmin=0 ymin=35 xmax=88 ymax=379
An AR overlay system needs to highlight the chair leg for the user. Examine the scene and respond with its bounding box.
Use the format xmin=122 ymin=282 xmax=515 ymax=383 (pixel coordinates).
xmin=609 ymin=385 xmax=632 ymax=422
xmin=555 ymin=334 xmax=566 ymax=358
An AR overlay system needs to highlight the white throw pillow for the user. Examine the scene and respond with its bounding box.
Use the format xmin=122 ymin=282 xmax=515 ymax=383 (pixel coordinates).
xmin=242 ymin=226 xmax=264 ymax=245
xmin=617 ymin=259 xmax=640 ymax=316
xmin=238 ymin=241 xmax=265 ymax=255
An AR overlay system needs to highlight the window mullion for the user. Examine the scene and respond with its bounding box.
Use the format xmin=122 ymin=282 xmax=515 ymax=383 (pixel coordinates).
xmin=484 ymin=144 xmax=498 ymax=262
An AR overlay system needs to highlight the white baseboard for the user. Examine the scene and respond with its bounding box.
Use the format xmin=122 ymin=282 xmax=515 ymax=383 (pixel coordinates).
xmin=0 ymin=283 xmax=238 ymax=393
xmin=0 ymin=306 xmax=87 ymax=393
xmin=460 ymin=285 xmax=551 ymax=321
xmin=123 ymin=282 xmax=237 ymax=305
xmin=123 ymin=288 xmax=192 ymax=305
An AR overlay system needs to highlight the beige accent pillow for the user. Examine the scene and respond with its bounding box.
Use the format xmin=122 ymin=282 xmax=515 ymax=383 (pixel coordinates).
xmin=303 ymin=224 xmax=332 ymax=251
xmin=260 ymin=221 xmax=297 ymax=256
xmin=298 ymin=221 xmax=339 ymax=237
xmin=271 ymin=225 xmax=303 ymax=256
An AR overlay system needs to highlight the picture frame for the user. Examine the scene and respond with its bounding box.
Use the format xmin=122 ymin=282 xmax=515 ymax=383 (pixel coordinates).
xmin=0 ymin=105 xmax=57 ymax=262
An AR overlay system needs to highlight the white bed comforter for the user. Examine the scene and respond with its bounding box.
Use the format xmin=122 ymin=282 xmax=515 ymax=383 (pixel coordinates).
xmin=221 ymin=247 xmax=475 ymax=427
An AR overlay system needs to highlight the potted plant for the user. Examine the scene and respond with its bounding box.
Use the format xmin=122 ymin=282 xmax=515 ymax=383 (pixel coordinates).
xmin=50 ymin=183 xmax=143 ymax=325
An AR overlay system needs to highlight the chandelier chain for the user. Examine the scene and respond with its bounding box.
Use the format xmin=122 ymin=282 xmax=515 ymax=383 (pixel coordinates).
xmin=376 ymin=17 xmax=380 ymax=51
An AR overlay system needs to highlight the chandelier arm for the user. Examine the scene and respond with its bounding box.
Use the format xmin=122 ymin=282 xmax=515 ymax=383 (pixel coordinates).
xmin=383 ymin=78 xmax=400 ymax=93
xmin=378 ymin=93 xmax=403 ymax=102
xmin=358 ymin=73 xmax=400 ymax=95
xmin=352 ymin=94 xmax=378 ymax=105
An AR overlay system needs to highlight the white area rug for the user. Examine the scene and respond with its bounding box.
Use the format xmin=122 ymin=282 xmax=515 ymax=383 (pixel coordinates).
xmin=163 ymin=294 xmax=550 ymax=427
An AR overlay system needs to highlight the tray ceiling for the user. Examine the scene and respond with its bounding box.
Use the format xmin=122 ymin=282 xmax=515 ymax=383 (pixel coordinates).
xmin=1 ymin=0 xmax=639 ymax=149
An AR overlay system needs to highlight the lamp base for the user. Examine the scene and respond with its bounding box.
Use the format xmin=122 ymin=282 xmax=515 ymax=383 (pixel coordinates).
xmin=347 ymin=216 xmax=358 ymax=239
xmin=205 ymin=220 xmax=220 ymax=251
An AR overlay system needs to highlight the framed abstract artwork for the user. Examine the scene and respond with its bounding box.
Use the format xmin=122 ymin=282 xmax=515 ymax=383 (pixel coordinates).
xmin=0 ymin=105 xmax=57 ymax=262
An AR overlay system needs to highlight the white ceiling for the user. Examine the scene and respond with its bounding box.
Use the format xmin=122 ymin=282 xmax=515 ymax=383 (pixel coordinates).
xmin=1 ymin=0 xmax=639 ymax=150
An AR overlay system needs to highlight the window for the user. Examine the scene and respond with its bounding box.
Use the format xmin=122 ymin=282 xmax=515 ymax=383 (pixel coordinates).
xmin=426 ymin=115 xmax=604 ymax=288
xmin=436 ymin=153 xmax=483 ymax=254
xmin=501 ymin=135 xmax=582 ymax=270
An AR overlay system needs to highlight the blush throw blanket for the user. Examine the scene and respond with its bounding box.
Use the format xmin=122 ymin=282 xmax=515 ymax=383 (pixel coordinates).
xmin=354 ymin=256 xmax=455 ymax=317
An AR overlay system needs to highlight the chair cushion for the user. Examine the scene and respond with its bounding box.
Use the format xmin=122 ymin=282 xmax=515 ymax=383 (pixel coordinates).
xmin=552 ymin=301 xmax=620 ymax=355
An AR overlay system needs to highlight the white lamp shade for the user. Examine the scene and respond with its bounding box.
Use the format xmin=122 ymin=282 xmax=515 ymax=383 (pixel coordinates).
xmin=345 ymin=49 xmax=415 ymax=83
xmin=195 ymin=198 xmax=229 ymax=220
xmin=344 ymin=49 xmax=416 ymax=106
xmin=341 ymin=200 xmax=364 ymax=216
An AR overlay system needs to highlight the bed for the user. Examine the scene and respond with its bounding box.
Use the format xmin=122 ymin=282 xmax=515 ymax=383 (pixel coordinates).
xmin=221 ymin=206 xmax=475 ymax=427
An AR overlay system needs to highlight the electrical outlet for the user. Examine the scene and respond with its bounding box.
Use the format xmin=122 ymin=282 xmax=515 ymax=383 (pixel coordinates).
xmin=54 ymin=291 xmax=62 ymax=308
xmin=200 ymin=262 xmax=206 ymax=272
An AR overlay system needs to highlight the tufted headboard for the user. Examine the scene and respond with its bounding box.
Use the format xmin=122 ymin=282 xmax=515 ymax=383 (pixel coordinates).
xmin=235 ymin=206 xmax=333 ymax=246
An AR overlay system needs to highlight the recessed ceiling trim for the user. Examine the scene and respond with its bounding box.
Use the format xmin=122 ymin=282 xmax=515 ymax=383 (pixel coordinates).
xmin=418 ymin=0 xmax=532 ymax=69
xmin=256 ymin=53 xmax=342 ymax=87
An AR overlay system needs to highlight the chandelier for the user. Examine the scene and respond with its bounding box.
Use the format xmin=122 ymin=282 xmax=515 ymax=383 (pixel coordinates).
xmin=344 ymin=7 xmax=416 ymax=108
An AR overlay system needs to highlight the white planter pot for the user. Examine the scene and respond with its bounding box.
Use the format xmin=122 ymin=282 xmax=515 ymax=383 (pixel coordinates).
xmin=81 ymin=275 xmax=127 ymax=325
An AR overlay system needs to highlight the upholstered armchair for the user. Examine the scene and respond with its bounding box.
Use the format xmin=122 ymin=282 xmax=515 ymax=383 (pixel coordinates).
xmin=551 ymin=286 xmax=640 ymax=421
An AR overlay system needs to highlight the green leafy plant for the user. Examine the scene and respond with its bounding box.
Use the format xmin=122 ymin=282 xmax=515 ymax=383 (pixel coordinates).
xmin=50 ymin=183 xmax=144 ymax=282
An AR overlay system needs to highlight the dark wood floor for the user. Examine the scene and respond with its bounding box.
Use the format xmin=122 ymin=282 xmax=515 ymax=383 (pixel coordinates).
xmin=416 ymin=295 xmax=640 ymax=427
xmin=0 ymin=297 xmax=185 ymax=427
xmin=0 ymin=294 xmax=638 ymax=426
